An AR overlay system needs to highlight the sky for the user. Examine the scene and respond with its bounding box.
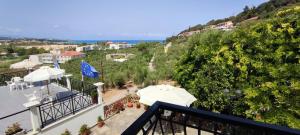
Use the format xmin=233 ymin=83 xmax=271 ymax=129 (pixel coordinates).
xmin=0 ymin=0 xmax=267 ymax=40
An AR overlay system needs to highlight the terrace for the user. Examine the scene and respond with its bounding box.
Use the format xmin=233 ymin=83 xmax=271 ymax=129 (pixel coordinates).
xmin=0 ymin=84 xmax=68 ymax=134
xmin=91 ymin=106 xmax=145 ymax=135
xmin=0 ymin=69 xmax=100 ymax=135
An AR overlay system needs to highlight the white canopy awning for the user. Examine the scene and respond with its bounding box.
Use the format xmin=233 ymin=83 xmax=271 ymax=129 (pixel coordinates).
xmin=10 ymin=59 xmax=42 ymax=69
xmin=137 ymin=85 xmax=197 ymax=107
xmin=24 ymin=66 xmax=65 ymax=82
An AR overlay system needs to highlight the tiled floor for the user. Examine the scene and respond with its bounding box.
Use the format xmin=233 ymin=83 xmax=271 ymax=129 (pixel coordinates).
xmin=91 ymin=107 xmax=145 ymax=135
xmin=0 ymin=83 xmax=68 ymax=134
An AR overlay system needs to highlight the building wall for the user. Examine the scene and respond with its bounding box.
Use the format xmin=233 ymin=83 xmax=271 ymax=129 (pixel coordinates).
xmin=29 ymin=55 xmax=40 ymax=63
xmin=39 ymin=104 xmax=104 ymax=135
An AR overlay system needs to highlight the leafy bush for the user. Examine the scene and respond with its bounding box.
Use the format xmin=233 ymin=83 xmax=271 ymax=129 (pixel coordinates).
xmin=114 ymin=73 xmax=126 ymax=88
xmin=175 ymin=8 xmax=300 ymax=129
xmin=97 ymin=116 xmax=103 ymax=122
xmin=5 ymin=123 xmax=23 ymax=135
xmin=79 ymin=124 xmax=90 ymax=135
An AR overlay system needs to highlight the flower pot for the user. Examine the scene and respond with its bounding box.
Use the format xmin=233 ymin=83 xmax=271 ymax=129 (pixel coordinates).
xmin=97 ymin=121 xmax=105 ymax=128
xmin=136 ymin=103 xmax=141 ymax=109
xmin=81 ymin=131 xmax=90 ymax=135
xmin=127 ymin=102 xmax=133 ymax=108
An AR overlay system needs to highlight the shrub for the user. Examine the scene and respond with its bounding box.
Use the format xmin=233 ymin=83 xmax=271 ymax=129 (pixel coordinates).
xmin=79 ymin=124 xmax=90 ymax=135
xmin=97 ymin=116 xmax=103 ymax=122
xmin=5 ymin=123 xmax=23 ymax=135
xmin=113 ymin=101 xmax=124 ymax=112
xmin=174 ymin=9 xmax=300 ymax=128
xmin=115 ymin=74 xmax=125 ymax=88
xmin=61 ymin=129 xmax=71 ymax=135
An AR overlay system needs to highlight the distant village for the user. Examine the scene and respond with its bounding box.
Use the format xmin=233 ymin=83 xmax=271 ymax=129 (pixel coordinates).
xmin=178 ymin=16 xmax=258 ymax=37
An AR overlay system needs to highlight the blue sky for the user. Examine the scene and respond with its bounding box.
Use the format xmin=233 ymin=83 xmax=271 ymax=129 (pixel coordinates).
xmin=0 ymin=0 xmax=267 ymax=40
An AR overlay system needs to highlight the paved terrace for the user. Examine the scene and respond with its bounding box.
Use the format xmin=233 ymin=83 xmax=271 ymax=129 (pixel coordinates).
xmin=90 ymin=106 xmax=213 ymax=135
xmin=0 ymin=83 xmax=68 ymax=134
xmin=91 ymin=107 xmax=145 ymax=135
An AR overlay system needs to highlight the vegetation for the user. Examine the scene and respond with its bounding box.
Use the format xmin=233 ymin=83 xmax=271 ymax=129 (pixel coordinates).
xmin=97 ymin=116 xmax=103 ymax=122
xmin=61 ymin=129 xmax=71 ymax=135
xmin=2 ymin=45 xmax=48 ymax=55
xmin=5 ymin=123 xmax=23 ymax=135
xmin=61 ymin=42 xmax=160 ymax=88
xmin=178 ymin=0 xmax=300 ymax=35
xmin=97 ymin=116 xmax=105 ymax=127
xmin=79 ymin=124 xmax=90 ymax=135
xmin=174 ymin=7 xmax=300 ymax=129
xmin=0 ymin=57 xmax=24 ymax=72
xmin=0 ymin=45 xmax=48 ymax=72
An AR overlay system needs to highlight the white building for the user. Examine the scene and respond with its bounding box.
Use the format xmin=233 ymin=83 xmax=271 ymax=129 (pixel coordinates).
xmin=108 ymin=43 xmax=131 ymax=50
xmin=29 ymin=51 xmax=85 ymax=64
xmin=36 ymin=53 xmax=55 ymax=64
xmin=214 ymin=21 xmax=234 ymax=31
xmin=50 ymin=48 xmax=62 ymax=55
xmin=76 ymin=45 xmax=97 ymax=52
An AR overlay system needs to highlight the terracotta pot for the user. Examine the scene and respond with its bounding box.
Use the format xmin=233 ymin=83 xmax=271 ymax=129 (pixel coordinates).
xmin=81 ymin=131 xmax=90 ymax=135
xmin=127 ymin=102 xmax=133 ymax=108
xmin=97 ymin=121 xmax=105 ymax=128
xmin=136 ymin=103 xmax=141 ymax=109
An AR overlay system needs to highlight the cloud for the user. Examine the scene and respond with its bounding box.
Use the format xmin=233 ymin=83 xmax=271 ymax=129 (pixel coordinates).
xmin=0 ymin=26 xmax=22 ymax=33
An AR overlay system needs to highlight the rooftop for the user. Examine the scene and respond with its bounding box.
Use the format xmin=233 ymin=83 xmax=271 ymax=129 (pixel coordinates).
xmin=0 ymin=83 xmax=68 ymax=134
xmin=61 ymin=51 xmax=84 ymax=57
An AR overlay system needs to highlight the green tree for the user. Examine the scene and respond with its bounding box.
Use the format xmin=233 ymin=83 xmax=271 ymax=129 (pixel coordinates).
xmin=175 ymin=7 xmax=300 ymax=128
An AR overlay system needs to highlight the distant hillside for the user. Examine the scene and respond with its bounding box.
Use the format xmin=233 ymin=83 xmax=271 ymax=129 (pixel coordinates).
xmin=0 ymin=37 xmax=15 ymax=40
xmin=176 ymin=0 xmax=300 ymax=36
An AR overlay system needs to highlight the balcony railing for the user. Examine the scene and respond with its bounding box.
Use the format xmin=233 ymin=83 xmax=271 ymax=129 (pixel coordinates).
xmin=38 ymin=92 xmax=93 ymax=128
xmin=122 ymin=101 xmax=300 ymax=135
xmin=38 ymin=78 xmax=98 ymax=128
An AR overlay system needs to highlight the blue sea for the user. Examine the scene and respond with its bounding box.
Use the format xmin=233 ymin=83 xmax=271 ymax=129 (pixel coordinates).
xmin=68 ymin=40 xmax=164 ymax=45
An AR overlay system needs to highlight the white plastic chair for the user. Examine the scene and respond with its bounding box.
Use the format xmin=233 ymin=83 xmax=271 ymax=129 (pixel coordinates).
xmin=6 ymin=80 xmax=16 ymax=91
xmin=12 ymin=77 xmax=23 ymax=90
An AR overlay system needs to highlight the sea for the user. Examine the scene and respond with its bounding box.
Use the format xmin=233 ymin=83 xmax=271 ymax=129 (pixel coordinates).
xmin=68 ymin=40 xmax=164 ymax=45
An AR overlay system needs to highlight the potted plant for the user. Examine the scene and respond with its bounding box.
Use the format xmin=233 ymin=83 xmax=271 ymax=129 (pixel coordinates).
xmin=136 ymin=102 xmax=141 ymax=109
xmin=97 ymin=116 xmax=105 ymax=128
xmin=79 ymin=124 xmax=91 ymax=135
xmin=5 ymin=123 xmax=23 ymax=135
xmin=127 ymin=102 xmax=133 ymax=107
xmin=127 ymin=99 xmax=133 ymax=108
xmin=61 ymin=129 xmax=71 ymax=135
xmin=113 ymin=103 xmax=120 ymax=113
xmin=90 ymin=91 xmax=98 ymax=104
xmin=118 ymin=102 xmax=125 ymax=111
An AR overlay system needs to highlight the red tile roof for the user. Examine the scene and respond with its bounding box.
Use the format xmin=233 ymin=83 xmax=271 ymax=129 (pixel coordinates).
xmin=61 ymin=51 xmax=84 ymax=56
